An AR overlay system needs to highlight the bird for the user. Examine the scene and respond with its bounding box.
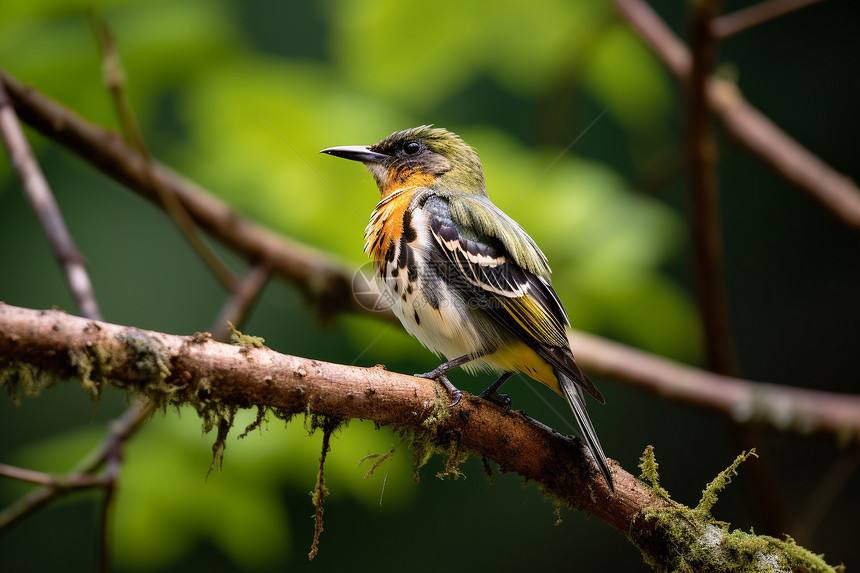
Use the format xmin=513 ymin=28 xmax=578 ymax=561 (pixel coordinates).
xmin=321 ymin=126 xmax=613 ymax=491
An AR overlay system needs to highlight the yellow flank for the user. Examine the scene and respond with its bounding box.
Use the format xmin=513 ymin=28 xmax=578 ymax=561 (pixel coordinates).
xmin=499 ymin=295 xmax=568 ymax=348
xmin=487 ymin=340 xmax=562 ymax=395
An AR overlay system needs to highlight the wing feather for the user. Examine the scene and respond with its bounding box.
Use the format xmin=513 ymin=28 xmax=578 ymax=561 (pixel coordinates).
xmin=422 ymin=194 xmax=603 ymax=403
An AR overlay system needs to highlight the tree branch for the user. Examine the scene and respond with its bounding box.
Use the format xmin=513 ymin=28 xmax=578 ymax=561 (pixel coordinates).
xmin=570 ymin=329 xmax=860 ymax=441
xmin=2 ymin=68 xmax=858 ymax=441
xmin=0 ymin=464 xmax=108 ymax=489
xmin=684 ymin=0 xmax=738 ymax=375
xmin=0 ymin=76 xmax=102 ymax=320
xmin=613 ymin=0 xmax=860 ymax=230
xmin=711 ymin=0 xmax=826 ymax=39
xmin=0 ymin=303 xmax=840 ymax=572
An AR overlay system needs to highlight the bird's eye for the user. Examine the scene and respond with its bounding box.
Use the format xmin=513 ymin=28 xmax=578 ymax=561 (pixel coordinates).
xmin=403 ymin=141 xmax=421 ymax=155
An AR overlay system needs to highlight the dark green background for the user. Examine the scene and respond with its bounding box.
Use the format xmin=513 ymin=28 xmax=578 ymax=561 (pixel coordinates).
xmin=1 ymin=0 xmax=858 ymax=571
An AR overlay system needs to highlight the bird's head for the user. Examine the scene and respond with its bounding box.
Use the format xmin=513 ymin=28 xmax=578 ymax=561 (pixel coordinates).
xmin=321 ymin=126 xmax=486 ymax=198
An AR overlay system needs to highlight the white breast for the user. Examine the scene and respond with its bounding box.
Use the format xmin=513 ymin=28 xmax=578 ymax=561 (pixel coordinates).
xmin=373 ymin=208 xmax=486 ymax=363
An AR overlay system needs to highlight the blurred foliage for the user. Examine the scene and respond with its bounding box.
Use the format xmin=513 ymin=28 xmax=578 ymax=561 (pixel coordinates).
xmin=8 ymin=0 xmax=857 ymax=571
xmin=0 ymin=0 xmax=240 ymax=134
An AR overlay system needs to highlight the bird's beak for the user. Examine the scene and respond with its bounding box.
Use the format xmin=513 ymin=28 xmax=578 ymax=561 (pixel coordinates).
xmin=319 ymin=145 xmax=388 ymax=163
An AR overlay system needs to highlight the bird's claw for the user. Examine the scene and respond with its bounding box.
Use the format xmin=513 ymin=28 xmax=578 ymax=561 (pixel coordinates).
xmin=477 ymin=389 xmax=511 ymax=412
xmin=414 ymin=370 xmax=462 ymax=407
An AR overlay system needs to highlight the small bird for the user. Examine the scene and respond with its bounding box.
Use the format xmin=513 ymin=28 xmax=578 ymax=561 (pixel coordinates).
xmin=321 ymin=126 xmax=613 ymax=491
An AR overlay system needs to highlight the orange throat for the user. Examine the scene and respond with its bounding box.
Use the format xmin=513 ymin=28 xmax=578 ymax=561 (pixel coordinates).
xmin=364 ymin=186 xmax=417 ymax=262
xmin=364 ymin=168 xmax=434 ymax=262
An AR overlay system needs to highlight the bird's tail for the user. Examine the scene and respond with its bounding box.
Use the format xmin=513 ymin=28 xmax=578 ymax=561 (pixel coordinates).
xmin=557 ymin=370 xmax=614 ymax=492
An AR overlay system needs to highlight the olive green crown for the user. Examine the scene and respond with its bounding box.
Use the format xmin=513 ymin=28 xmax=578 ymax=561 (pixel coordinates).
xmin=372 ymin=125 xmax=486 ymax=194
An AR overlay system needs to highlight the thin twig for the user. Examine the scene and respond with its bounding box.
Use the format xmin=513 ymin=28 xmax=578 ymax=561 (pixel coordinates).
xmin=614 ymin=0 xmax=690 ymax=76
xmin=0 ymin=398 xmax=153 ymax=535
xmin=97 ymin=433 xmax=123 ymax=573
xmin=568 ymin=328 xmax=860 ymax=441
xmin=98 ymin=481 xmax=116 ymax=573
xmin=0 ymin=464 xmax=107 ymax=488
xmin=0 ymin=464 xmax=55 ymax=486
xmin=209 ymin=263 xmax=272 ymax=342
xmin=798 ymin=448 xmax=860 ymax=544
xmin=684 ymin=0 xmax=738 ymax=375
xmin=712 ymin=0 xmax=826 ymax=39
xmin=613 ymin=0 xmax=860 ymax=230
xmin=0 ymin=78 xmax=102 ymax=320
xmin=88 ymin=12 xmax=238 ymax=291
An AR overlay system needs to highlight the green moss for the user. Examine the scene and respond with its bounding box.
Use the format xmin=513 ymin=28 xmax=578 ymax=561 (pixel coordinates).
xmin=696 ymin=449 xmax=757 ymax=515
xmin=227 ymin=322 xmax=265 ymax=348
xmin=0 ymin=359 xmax=59 ymax=405
xmin=398 ymin=422 xmax=471 ymax=484
xmin=112 ymin=330 xmax=172 ymax=401
xmin=436 ymin=442 xmax=467 ymax=480
xmin=206 ymin=405 xmax=238 ymax=478
xmin=639 ymin=444 xmax=671 ymax=501
xmin=237 ymin=405 xmax=268 ymax=439
xmin=69 ymin=347 xmax=100 ymax=398
xmin=634 ymin=507 xmax=839 ymax=573
xmin=420 ymin=387 xmax=453 ymax=429
xmin=307 ymin=416 xmax=339 ymax=561
xmin=304 ymin=413 xmax=347 ymax=436
xmin=393 ymin=385 xmax=472 ymax=482
xmin=358 ymin=440 xmax=399 ymax=479
xmin=405 ymin=429 xmax=435 ymax=483
xmin=631 ymin=448 xmax=838 ymax=572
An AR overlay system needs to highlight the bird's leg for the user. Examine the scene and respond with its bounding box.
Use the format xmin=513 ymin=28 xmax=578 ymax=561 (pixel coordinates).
xmin=478 ymin=372 xmax=514 ymax=412
xmin=415 ymin=353 xmax=476 ymax=380
xmin=415 ymin=351 xmax=491 ymax=408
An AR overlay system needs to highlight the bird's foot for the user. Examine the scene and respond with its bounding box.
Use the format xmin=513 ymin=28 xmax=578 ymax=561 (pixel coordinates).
xmin=414 ymin=370 xmax=462 ymax=407
xmin=414 ymin=364 xmax=448 ymax=380
xmin=477 ymin=388 xmax=511 ymax=412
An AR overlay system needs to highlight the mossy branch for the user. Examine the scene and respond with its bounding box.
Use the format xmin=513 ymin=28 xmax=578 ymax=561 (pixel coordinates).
xmin=0 ymin=303 xmax=842 ymax=572
xmin=632 ymin=447 xmax=842 ymax=573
